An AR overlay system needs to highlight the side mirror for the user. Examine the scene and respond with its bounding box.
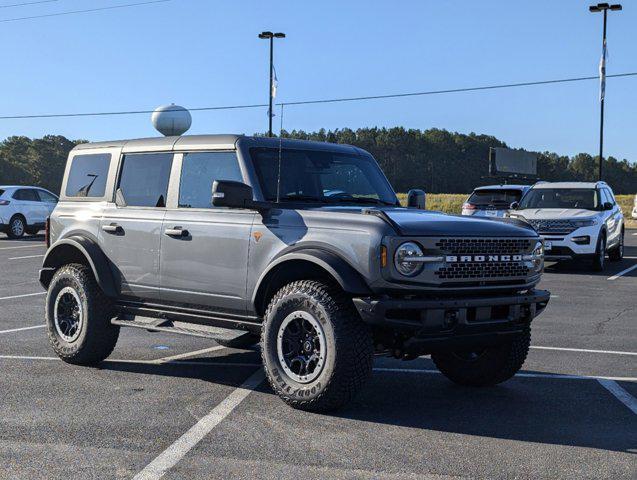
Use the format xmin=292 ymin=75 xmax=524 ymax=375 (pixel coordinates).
xmin=510 ymin=201 xmax=519 ymax=210
xmin=212 ymin=180 xmax=254 ymax=209
xmin=407 ymin=189 xmax=426 ymax=210
xmin=603 ymin=202 xmax=613 ymax=211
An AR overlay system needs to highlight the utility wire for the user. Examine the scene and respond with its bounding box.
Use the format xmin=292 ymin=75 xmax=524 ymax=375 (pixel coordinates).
xmin=0 ymin=0 xmax=169 ymax=22
xmin=0 ymin=72 xmax=635 ymax=120
xmin=0 ymin=0 xmax=58 ymax=8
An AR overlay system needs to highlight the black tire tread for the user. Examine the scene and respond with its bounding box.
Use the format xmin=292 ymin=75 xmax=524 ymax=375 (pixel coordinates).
xmin=261 ymin=280 xmax=373 ymax=412
xmin=7 ymin=214 xmax=26 ymax=239
xmin=46 ymin=263 xmax=119 ymax=365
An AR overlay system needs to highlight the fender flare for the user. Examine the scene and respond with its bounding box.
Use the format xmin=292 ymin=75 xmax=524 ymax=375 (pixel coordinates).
xmin=251 ymin=248 xmax=372 ymax=309
xmin=40 ymin=236 xmax=118 ymax=297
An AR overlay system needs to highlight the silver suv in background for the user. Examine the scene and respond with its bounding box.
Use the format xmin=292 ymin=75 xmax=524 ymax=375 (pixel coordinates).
xmin=508 ymin=181 xmax=624 ymax=271
xmin=462 ymin=185 xmax=530 ymax=218
xmin=0 ymin=186 xmax=58 ymax=239
xmin=39 ymin=135 xmax=549 ymax=411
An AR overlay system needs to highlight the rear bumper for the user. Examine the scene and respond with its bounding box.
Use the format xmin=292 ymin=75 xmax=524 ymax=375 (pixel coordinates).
xmin=353 ymin=289 xmax=550 ymax=353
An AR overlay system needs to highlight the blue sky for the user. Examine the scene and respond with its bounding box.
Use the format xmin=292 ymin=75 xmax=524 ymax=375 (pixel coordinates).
xmin=0 ymin=0 xmax=635 ymax=161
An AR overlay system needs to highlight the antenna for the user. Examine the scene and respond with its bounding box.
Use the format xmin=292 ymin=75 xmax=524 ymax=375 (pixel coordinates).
xmin=275 ymin=103 xmax=284 ymax=203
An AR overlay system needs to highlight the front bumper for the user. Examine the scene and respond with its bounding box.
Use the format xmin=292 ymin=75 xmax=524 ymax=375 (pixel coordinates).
xmin=540 ymin=225 xmax=599 ymax=260
xmin=353 ymin=289 xmax=550 ymax=353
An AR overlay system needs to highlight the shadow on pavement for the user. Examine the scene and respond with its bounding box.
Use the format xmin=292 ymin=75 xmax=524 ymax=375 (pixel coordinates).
xmin=545 ymin=244 xmax=637 ymax=276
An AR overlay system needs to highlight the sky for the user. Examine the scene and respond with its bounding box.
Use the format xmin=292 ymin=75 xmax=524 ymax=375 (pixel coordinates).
xmin=0 ymin=0 xmax=635 ymax=161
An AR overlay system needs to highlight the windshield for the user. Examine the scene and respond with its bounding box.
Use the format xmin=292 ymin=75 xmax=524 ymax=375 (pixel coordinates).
xmin=250 ymin=148 xmax=398 ymax=205
xmin=518 ymin=188 xmax=600 ymax=210
xmin=468 ymin=189 xmax=524 ymax=206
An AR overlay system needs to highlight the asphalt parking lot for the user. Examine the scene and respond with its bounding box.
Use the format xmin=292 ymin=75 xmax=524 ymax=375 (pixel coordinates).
xmin=0 ymin=232 xmax=635 ymax=480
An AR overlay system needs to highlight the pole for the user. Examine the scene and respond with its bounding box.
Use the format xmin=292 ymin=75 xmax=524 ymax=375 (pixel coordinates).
xmin=268 ymin=37 xmax=274 ymax=138
xmin=598 ymin=9 xmax=607 ymax=181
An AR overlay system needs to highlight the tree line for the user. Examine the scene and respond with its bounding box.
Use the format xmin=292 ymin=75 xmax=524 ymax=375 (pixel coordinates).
xmin=0 ymin=129 xmax=636 ymax=194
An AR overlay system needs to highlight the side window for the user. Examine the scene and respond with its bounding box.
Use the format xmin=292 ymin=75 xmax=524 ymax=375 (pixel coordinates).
xmin=178 ymin=152 xmax=243 ymax=208
xmin=38 ymin=190 xmax=58 ymax=203
xmin=14 ymin=189 xmax=39 ymax=201
xmin=65 ymin=153 xmax=111 ymax=198
xmin=117 ymin=153 xmax=173 ymax=208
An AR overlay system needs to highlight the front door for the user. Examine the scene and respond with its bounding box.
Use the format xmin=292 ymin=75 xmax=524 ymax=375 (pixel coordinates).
xmin=160 ymin=151 xmax=255 ymax=315
xmin=99 ymin=152 xmax=174 ymax=300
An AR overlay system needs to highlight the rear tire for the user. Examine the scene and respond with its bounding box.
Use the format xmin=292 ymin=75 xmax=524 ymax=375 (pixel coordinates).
xmin=261 ymin=280 xmax=373 ymax=412
xmin=608 ymin=229 xmax=624 ymax=262
xmin=7 ymin=215 xmax=26 ymax=239
xmin=432 ymin=327 xmax=531 ymax=387
xmin=46 ymin=263 xmax=119 ymax=365
xmin=592 ymin=233 xmax=606 ymax=271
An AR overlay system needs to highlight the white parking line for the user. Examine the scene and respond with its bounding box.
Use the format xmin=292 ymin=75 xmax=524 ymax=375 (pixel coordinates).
xmin=8 ymin=254 xmax=45 ymax=260
xmin=608 ymin=264 xmax=637 ymax=280
xmin=530 ymin=345 xmax=637 ymax=356
xmin=0 ymin=244 xmax=45 ymax=251
xmin=0 ymin=325 xmax=45 ymax=334
xmin=0 ymin=292 xmax=45 ymax=301
xmin=133 ymin=369 xmax=265 ymax=480
xmin=597 ymin=379 xmax=637 ymax=415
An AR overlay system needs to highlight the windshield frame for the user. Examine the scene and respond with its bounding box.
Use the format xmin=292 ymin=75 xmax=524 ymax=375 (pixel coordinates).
xmin=518 ymin=187 xmax=601 ymax=211
xmin=247 ymin=146 xmax=400 ymax=207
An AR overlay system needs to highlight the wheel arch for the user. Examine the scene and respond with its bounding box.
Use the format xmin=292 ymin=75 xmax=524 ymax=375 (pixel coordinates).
xmin=39 ymin=236 xmax=118 ymax=297
xmin=251 ymin=249 xmax=372 ymax=317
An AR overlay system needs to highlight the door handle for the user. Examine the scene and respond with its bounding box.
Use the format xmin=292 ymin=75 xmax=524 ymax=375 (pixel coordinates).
xmin=102 ymin=223 xmax=123 ymax=234
xmin=165 ymin=227 xmax=189 ymax=238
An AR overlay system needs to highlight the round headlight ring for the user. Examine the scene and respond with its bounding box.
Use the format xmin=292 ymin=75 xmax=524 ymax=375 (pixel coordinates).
xmin=394 ymin=241 xmax=425 ymax=277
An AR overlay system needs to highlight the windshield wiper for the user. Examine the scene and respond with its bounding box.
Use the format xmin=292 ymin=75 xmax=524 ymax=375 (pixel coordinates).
xmin=278 ymin=194 xmax=330 ymax=203
xmin=324 ymin=195 xmax=397 ymax=206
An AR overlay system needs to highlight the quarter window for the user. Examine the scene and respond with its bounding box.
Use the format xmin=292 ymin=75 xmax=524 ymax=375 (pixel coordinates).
xmin=117 ymin=153 xmax=173 ymax=208
xmin=38 ymin=190 xmax=58 ymax=203
xmin=178 ymin=152 xmax=243 ymax=208
xmin=65 ymin=153 xmax=111 ymax=198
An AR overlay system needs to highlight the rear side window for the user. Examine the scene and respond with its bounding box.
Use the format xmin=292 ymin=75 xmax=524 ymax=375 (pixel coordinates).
xmin=65 ymin=153 xmax=111 ymax=198
xmin=13 ymin=189 xmax=39 ymax=201
xmin=178 ymin=152 xmax=243 ymax=208
xmin=117 ymin=153 xmax=173 ymax=208
xmin=468 ymin=189 xmax=523 ymax=206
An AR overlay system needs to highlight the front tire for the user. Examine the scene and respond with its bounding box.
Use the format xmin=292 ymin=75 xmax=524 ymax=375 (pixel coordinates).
xmin=261 ymin=280 xmax=373 ymax=412
xmin=432 ymin=328 xmax=531 ymax=387
xmin=46 ymin=264 xmax=119 ymax=365
xmin=592 ymin=233 xmax=606 ymax=271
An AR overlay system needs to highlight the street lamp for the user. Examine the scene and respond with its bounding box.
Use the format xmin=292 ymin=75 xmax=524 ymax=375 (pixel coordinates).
xmin=258 ymin=31 xmax=286 ymax=137
xmin=589 ymin=3 xmax=622 ymax=181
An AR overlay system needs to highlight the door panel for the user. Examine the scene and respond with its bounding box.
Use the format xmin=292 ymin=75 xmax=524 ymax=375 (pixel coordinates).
xmin=160 ymin=210 xmax=255 ymax=314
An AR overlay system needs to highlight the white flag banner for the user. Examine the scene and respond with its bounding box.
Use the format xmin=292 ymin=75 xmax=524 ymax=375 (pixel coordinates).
xmin=599 ymin=39 xmax=607 ymax=101
xmin=271 ymin=65 xmax=279 ymax=99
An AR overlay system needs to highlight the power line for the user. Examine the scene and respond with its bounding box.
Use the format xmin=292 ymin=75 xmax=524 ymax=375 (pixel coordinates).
xmin=0 ymin=0 xmax=169 ymax=22
xmin=0 ymin=0 xmax=58 ymax=8
xmin=0 ymin=72 xmax=635 ymax=120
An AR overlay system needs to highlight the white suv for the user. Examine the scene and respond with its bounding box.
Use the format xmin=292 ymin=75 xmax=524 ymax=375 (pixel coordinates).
xmin=0 ymin=186 xmax=58 ymax=239
xmin=508 ymin=181 xmax=624 ymax=271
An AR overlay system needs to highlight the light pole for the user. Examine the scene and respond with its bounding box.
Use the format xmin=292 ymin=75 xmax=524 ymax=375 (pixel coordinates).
xmin=258 ymin=31 xmax=285 ymax=137
xmin=589 ymin=3 xmax=622 ymax=181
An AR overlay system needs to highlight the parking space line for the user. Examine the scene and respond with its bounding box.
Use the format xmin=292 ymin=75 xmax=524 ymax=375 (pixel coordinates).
xmin=133 ymin=368 xmax=265 ymax=480
xmin=8 ymin=254 xmax=45 ymax=260
xmin=608 ymin=264 xmax=637 ymax=280
xmin=0 ymin=324 xmax=45 ymax=334
xmin=597 ymin=379 xmax=637 ymax=415
xmin=0 ymin=244 xmax=45 ymax=251
xmin=0 ymin=292 xmax=45 ymax=301
xmin=530 ymin=345 xmax=637 ymax=356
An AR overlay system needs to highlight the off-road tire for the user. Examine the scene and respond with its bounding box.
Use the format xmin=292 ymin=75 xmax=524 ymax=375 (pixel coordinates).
xmin=261 ymin=280 xmax=374 ymax=412
xmin=46 ymin=263 xmax=119 ymax=365
xmin=215 ymin=334 xmax=260 ymax=349
xmin=608 ymin=229 xmax=624 ymax=262
xmin=7 ymin=215 xmax=26 ymax=239
xmin=432 ymin=327 xmax=531 ymax=387
xmin=592 ymin=233 xmax=606 ymax=271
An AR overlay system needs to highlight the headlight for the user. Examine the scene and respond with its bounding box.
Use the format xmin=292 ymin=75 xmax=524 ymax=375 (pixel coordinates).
xmin=572 ymin=218 xmax=598 ymax=227
xmin=531 ymin=241 xmax=544 ymax=273
xmin=394 ymin=242 xmax=425 ymax=277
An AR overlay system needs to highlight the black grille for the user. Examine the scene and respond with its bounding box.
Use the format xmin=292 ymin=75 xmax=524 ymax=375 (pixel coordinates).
xmin=527 ymin=219 xmax=576 ymax=234
xmin=435 ymin=238 xmax=532 ymax=255
xmin=436 ymin=262 xmax=530 ymax=279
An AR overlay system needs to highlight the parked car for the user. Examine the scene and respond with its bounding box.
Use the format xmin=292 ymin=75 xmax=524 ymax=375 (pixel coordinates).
xmin=632 ymin=194 xmax=637 ymax=219
xmin=40 ymin=135 xmax=549 ymax=412
xmin=508 ymin=181 xmax=624 ymax=271
xmin=461 ymin=184 xmax=530 ymax=217
xmin=0 ymin=185 xmax=58 ymax=239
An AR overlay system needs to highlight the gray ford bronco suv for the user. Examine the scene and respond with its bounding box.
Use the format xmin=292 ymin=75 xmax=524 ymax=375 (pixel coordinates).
xmin=40 ymin=135 xmax=549 ymax=411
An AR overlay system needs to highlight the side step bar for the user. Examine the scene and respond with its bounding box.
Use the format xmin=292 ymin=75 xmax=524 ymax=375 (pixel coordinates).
xmin=111 ymin=315 xmax=254 ymax=344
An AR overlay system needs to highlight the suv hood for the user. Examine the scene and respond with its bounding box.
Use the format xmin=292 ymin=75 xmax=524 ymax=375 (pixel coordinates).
xmin=512 ymin=208 xmax=598 ymax=220
xmin=377 ymin=208 xmax=536 ymax=237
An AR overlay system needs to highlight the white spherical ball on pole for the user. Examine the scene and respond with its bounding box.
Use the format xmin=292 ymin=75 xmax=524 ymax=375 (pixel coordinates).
xmin=151 ymin=104 xmax=192 ymax=136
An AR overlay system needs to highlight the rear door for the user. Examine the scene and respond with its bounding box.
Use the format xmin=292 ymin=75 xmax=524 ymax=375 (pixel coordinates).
xmin=99 ymin=152 xmax=174 ymax=300
xmin=36 ymin=190 xmax=59 ymax=217
xmin=159 ymin=151 xmax=255 ymax=315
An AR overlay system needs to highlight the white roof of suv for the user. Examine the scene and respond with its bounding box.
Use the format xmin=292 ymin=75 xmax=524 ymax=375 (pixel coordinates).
xmin=532 ymin=181 xmax=605 ymax=189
